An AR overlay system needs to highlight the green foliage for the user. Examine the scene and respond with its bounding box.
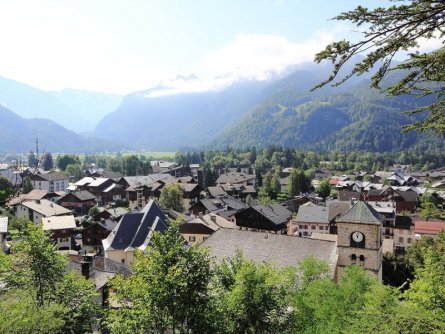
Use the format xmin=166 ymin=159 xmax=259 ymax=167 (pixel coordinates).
xmin=56 ymin=154 xmax=80 ymax=171
xmin=0 ymin=175 xmax=13 ymax=204
xmin=0 ymin=290 xmax=65 ymax=334
xmin=418 ymin=194 xmax=445 ymax=219
xmin=159 ymin=184 xmax=184 ymax=212
xmin=314 ymin=0 xmax=445 ymax=135
xmin=288 ymin=169 xmax=311 ymax=198
xmin=88 ymin=206 xmax=100 ymax=217
xmin=218 ymin=256 xmax=296 ymax=334
xmin=41 ymin=152 xmax=54 ymax=171
xmin=316 ymin=179 xmax=331 ymax=199
xmin=22 ymin=178 xmax=33 ymax=194
xmin=27 ymin=150 xmax=38 ymax=168
xmin=65 ymin=163 xmax=83 ymax=182
xmin=107 ymin=220 xmax=217 ymax=333
xmin=0 ymin=223 xmax=99 ymax=333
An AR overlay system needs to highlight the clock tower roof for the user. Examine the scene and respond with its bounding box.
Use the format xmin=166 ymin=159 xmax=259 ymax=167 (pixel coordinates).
xmin=337 ymin=201 xmax=382 ymax=225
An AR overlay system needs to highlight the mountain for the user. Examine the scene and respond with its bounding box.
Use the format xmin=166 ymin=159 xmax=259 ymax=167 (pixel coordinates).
xmin=0 ymin=105 xmax=129 ymax=154
xmin=94 ymin=61 xmax=444 ymax=153
xmin=0 ymin=76 xmax=122 ymax=132
xmin=94 ymin=79 xmax=270 ymax=150
xmin=210 ymin=73 xmax=445 ymax=152
xmin=50 ymin=89 xmax=122 ymax=132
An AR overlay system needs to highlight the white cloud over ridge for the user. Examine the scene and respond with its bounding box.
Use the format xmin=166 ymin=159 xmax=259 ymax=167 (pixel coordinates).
xmin=146 ymin=31 xmax=336 ymax=97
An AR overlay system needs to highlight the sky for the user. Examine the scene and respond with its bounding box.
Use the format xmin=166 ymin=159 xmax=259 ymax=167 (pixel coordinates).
xmin=0 ymin=0 xmax=428 ymax=95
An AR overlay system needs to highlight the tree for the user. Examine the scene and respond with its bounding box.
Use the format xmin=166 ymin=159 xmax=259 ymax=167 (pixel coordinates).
xmin=0 ymin=176 xmax=13 ymax=205
xmin=0 ymin=223 xmax=99 ymax=333
xmin=65 ymin=164 xmax=83 ymax=182
xmin=215 ymin=252 xmax=297 ymax=333
xmin=41 ymin=152 xmax=53 ymax=171
xmin=316 ymin=179 xmax=331 ymax=200
xmin=27 ymin=150 xmax=38 ymax=168
xmin=314 ymin=0 xmax=445 ymax=134
xmin=22 ymin=178 xmax=33 ymax=194
xmin=107 ymin=220 xmax=218 ymax=333
xmin=159 ymin=184 xmax=184 ymax=212
xmin=56 ymin=155 xmax=80 ymax=171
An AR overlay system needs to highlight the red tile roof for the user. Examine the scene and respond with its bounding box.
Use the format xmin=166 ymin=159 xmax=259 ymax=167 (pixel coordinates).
xmin=414 ymin=220 xmax=445 ymax=236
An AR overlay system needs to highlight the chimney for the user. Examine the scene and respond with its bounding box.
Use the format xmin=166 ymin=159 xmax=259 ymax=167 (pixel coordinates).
xmin=210 ymin=214 xmax=216 ymax=223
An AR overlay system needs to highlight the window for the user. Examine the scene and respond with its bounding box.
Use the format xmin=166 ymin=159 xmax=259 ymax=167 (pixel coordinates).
xmin=303 ymin=232 xmax=308 ymax=236
xmin=311 ymin=225 xmax=316 ymax=230
xmin=121 ymin=259 xmax=125 ymax=264
xmin=351 ymin=254 xmax=356 ymax=261
xmin=407 ymin=238 xmax=412 ymax=244
xmin=189 ymin=236 xmax=196 ymax=242
xmin=203 ymin=236 xmax=208 ymax=241
xmin=319 ymin=226 xmax=324 ymax=230
xmin=398 ymin=237 xmax=404 ymax=243
xmin=359 ymin=255 xmax=365 ymax=262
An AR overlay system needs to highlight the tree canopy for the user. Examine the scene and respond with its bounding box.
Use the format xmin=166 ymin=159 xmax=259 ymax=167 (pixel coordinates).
xmin=314 ymin=0 xmax=445 ymax=135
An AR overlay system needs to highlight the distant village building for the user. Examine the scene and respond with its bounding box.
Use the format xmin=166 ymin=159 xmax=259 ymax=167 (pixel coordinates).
xmin=15 ymin=199 xmax=72 ymax=225
xmin=42 ymin=215 xmax=77 ymax=250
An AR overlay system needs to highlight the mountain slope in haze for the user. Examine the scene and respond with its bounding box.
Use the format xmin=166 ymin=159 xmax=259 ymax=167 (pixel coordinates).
xmin=50 ymin=89 xmax=122 ymax=132
xmin=0 ymin=76 xmax=122 ymax=132
xmin=94 ymin=79 xmax=270 ymax=150
xmin=0 ymin=105 xmax=129 ymax=154
xmin=210 ymin=74 xmax=445 ymax=152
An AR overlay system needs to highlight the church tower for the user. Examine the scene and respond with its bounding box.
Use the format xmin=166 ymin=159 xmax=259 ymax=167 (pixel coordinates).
xmin=336 ymin=201 xmax=383 ymax=282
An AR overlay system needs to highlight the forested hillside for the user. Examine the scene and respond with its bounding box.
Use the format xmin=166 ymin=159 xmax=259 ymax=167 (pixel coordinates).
xmin=211 ymin=76 xmax=444 ymax=151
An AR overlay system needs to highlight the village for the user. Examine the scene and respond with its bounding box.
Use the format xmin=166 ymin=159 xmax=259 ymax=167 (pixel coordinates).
xmin=1 ymin=153 xmax=445 ymax=305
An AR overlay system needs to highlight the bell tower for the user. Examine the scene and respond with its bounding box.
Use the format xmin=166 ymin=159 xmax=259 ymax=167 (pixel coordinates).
xmin=336 ymin=201 xmax=383 ymax=282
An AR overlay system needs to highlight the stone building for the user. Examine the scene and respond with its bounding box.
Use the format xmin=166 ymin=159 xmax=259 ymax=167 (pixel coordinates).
xmin=336 ymin=201 xmax=383 ymax=282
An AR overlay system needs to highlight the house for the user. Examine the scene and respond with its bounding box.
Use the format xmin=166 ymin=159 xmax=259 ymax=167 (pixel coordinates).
xmin=431 ymin=180 xmax=445 ymax=189
xmin=234 ymin=204 xmax=292 ymax=234
xmin=207 ymin=186 xmax=228 ymax=198
xmin=386 ymin=170 xmax=418 ymax=186
xmin=92 ymin=207 xmax=128 ymax=222
xmin=179 ymin=213 xmax=236 ymax=245
xmin=189 ymin=194 xmax=247 ymax=216
xmin=327 ymin=201 xmax=352 ymax=234
xmin=82 ymin=219 xmax=117 ymax=254
xmin=338 ymin=190 xmax=363 ymax=202
xmin=15 ymin=199 xmax=72 ymax=225
xmin=85 ymin=168 xmax=122 ymax=180
xmin=280 ymin=195 xmax=315 ymax=213
xmin=392 ymin=190 xmax=418 ymax=213
xmin=294 ymin=205 xmax=329 ymax=237
xmin=59 ymin=190 xmax=96 ymax=215
xmin=220 ymin=183 xmax=256 ymax=200
xmin=216 ymin=172 xmax=256 ymax=188
xmin=102 ymin=200 xmax=169 ymax=265
xmin=8 ymin=190 xmax=61 ymax=204
xmin=31 ymin=171 xmax=69 ymax=192
xmin=75 ymin=177 xmax=126 ymax=205
xmin=414 ymin=219 xmax=445 ymax=238
xmin=200 ymin=228 xmax=338 ymax=278
xmin=42 ymin=215 xmax=77 ymax=250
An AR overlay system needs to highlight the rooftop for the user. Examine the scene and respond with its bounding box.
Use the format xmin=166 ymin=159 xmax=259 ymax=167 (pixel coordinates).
xmin=200 ymin=228 xmax=337 ymax=277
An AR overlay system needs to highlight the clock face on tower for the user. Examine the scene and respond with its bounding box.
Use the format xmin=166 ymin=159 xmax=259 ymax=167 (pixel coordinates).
xmin=352 ymin=231 xmax=364 ymax=243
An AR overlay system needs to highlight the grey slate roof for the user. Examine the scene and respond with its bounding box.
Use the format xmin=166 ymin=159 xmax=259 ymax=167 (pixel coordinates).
xmin=207 ymin=186 xmax=228 ymax=197
xmin=200 ymin=229 xmax=337 ymax=275
xmin=251 ymin=204 xmax=292 ymax=225
xmin=69 ymin=190 xmax=96 ymax=201
xmin=216 ymin=172 xmax=256 ymax=185
xmin=337 ymin=201 xmax=383 ymax=225
xmin=104 ymin=200 xmax=169 ymax=251
xmin=296 ymin=205 xmax=329 ymax=224
xmin=327 ymin=201 xmax=352 ymax=221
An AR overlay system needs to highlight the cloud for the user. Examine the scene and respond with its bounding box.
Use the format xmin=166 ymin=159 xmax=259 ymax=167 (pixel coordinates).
xmin=146 ymin=31 xmax=336 ymax=97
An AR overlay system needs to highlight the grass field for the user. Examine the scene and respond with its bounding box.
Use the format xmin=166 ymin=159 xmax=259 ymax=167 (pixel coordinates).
xmin=54 ymin=151 xmax=177 ymax=161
